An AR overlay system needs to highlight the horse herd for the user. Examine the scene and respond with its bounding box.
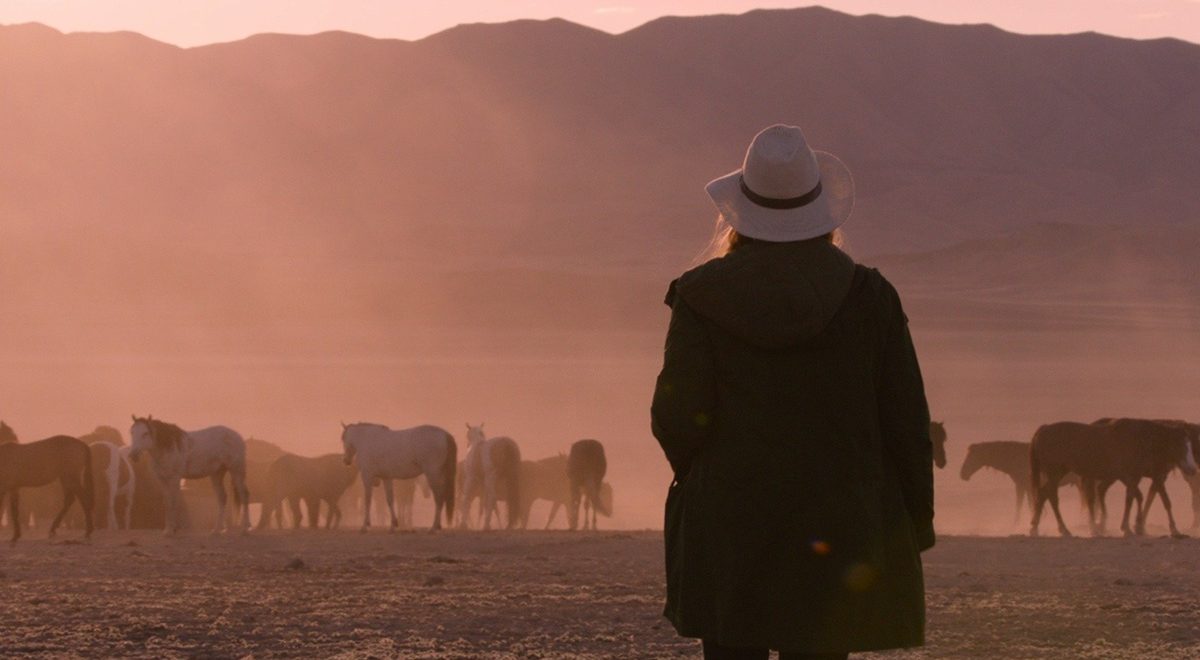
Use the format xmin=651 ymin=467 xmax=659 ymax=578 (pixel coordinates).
xmin=6 ymin=415 xmax=1197 ymax=542
xmin=0 ymin=417 xmax=612 ymax=542
xmin=952 ymin=417 xmax=1200 ymax=538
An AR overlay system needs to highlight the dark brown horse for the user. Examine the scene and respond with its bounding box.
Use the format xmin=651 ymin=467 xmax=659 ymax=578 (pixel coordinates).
xmin=1031 ymin=419 xmax=1198 ymax=537
xmin=259 ymin=453 xmax=358 ymax=530
xmin=567 ymin=439 xmax=609 ymax=531
xmin=960 ymin=441 xmax=1082 ymax=524
xmin=930 ymin=421 xmax=948 ymax=469
xmin=0 ymin=435 xmax=95 ymax=542
xmin=1091 ymin=418 xmax=1199 ymax=537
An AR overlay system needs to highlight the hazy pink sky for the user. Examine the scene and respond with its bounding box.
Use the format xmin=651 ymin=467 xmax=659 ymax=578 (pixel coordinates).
xmin=2 ymin=1 xmax=1199 ymax=46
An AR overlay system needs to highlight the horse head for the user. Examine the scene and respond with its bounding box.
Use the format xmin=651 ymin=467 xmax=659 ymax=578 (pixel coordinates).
xmin=129 ymin=414 xmax=154 ymax=460
xmin=1179 ymin=424 xmax=1199 ymax=477
xmin=465 ymin=423 xmax=486 ymax=448
xmin=930 ymin=421 xmax=948 ymax=469
xmin=959 ymin=443 xmax=982 ymax=481
xmin=598 ymin=482 xmax=614 ymax=517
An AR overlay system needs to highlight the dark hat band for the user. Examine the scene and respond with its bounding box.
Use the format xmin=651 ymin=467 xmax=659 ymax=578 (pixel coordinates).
xmin=739 ymin=175 xmax=823 ymax=210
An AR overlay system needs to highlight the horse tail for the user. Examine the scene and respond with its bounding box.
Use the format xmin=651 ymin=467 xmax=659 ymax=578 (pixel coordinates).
xmin=441 ymin=433 xmax=457 ymax=526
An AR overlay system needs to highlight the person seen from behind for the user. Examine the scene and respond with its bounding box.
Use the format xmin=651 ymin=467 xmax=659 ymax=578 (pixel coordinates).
xmin=651 ymin=124 xmax=935 ymax=660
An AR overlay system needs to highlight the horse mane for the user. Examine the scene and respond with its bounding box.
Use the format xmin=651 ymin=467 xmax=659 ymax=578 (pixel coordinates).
xmin=145 ymin=418 xmax=185 ymax=451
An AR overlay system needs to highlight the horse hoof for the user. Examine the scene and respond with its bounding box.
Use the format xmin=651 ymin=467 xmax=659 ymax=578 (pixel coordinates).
xmin=359 ymin=527 xmax=369 ymax=535
xmin=1172 ymin=531 xmax=1189 ymax=540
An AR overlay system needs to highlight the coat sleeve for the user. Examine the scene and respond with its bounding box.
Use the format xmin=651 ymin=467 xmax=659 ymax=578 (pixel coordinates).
xmin=651 ymin=285 xmax=718 ymax=477
xmin=877 ymin=281 xmax=936 ymax=551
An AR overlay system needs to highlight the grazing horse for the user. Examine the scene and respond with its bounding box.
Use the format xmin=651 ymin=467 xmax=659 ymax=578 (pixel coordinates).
xmin=1031 ymin=420 xmax=1198 ymax=537
xmin=460 ymin=424 xmax=522 ymax=530
xmin=0 ymin=435 xmax=95 ymax=542
xmin=568 ymin=439 xmax=609 ymax=531
xmin=91 ymin=442 xmax=136 ymax=530
xmin=930 ymin=421 xmax=948 ymax=469
xmin=960 ymin=441 xmax=1083 ymax=524
xmin=341 ymin=422 xmax=456 ymax=532
xmin=129 ymin=415 xmax=251 ymax=535
xmin=259 ymin=453 xmax=358 ymax=530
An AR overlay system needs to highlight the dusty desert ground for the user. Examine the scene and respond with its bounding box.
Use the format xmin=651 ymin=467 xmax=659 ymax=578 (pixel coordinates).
xmin=1 ymin=530 xmax=1199 ymax=658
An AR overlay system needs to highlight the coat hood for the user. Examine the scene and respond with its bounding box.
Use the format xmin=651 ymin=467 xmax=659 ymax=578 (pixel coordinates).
xmin=670 ymin=239 xmax=857 ymax=349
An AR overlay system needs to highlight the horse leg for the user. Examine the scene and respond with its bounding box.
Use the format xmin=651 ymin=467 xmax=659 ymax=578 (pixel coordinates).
xmin=1012 ymin=483 xmax=1025 ymax=527
xmin=568 ymin=483 xmax=582 ymax=531
xmin=1191 ymin=479 xmax=1200 ymax=530
xmin=325 ymin=498 xmax=338 ymax=529
xmin=209 ymin=473 xmax=228 ymax=535
xmin=482 ymin=474 xmax=497 ymax=532
xmin=8 ymin=490 xmax=20 ymax=543
xmin=284 ymin=497 xmax=301 ymax=530
xmin=359 ymin=474 xmax=373 ymax=533
xmin=1136 ymin=482 xmax=1155 ymax=536
xmin=107 ymin=474 xmax=118 ymax=532
xmin=78 ymin=475 xmax=94 ymax=539
xmin=1044 ymin=472 xmax=1071 ymax=538
xmin=1029 ymin=482 xmax=1046 ymax=538
xmin=231 ymin=469 xmax=250 ymax=532
xmin=428 ymin=473 xmax=444 ymax=532
xmin=1113 ymin=484 xmax=1132 ymax=540
xmin=590 ymin=488 xmax=599 ymax=530
xmin=48 ymin=478 xmax=78 ymax=539
xmin=382 ymin=480 xmax=398 ymax=531
xmin=1151 ymin=479 xmax=1185 ymax=538
xmin=305 ymin=497 xmax=320 ymax=529
xmin=544 ymin=502 xmax=560 ymax=530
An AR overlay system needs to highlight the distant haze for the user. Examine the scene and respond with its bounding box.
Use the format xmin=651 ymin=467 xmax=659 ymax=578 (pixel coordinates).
xmin=1 ymin=1 xmax=1200 ymax=46
xmin=0 ymin=8 xmax=1197 ymax=530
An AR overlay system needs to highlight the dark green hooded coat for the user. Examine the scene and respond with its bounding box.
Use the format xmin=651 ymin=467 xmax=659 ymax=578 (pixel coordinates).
xmin=651 ymin=239 xmax=933 ymax=653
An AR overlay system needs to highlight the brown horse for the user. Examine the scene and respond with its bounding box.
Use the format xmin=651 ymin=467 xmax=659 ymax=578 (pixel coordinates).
xmin=1031 ymin=419 xmax=1198 ymax=537
xmin=960 ymin=441 xmax=1082 ymax=524
xmin=1092 ymin=418 xmax=1199 ymax=537
xmin=0 ymin=435 xmax=95 ymax=542
xmin=259 ymin=454 xmax=358 ymax=530
xmin=567 ymin=439 xmax=609 ymax=530
xmin=930 ymin=421 xmax=948 ymax=469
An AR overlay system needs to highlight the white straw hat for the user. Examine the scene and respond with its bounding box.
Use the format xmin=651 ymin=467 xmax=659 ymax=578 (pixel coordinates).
xmin=705 ymin=124 xmax=854 ymax=242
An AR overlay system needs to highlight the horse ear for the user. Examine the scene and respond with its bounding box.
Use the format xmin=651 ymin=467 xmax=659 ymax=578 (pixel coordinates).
xmin=131 ymin=414 xmax=136 ymax=422
xmin=340 ymin=421 xmax=347 ymax=430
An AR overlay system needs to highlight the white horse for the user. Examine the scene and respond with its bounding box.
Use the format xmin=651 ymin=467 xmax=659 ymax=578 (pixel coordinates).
xmin=129 ymin=415 xmax=250 ymax=535
xmin=340 ymin=422 xmax=457 ymax=532
xmin=92 ymin=441 xmax=136 ymax=530
xmin=460 ymin=424 xmax=522 ymax=530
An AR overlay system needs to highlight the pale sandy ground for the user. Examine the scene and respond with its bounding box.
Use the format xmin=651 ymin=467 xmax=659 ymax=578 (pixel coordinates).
xmin=1 ymin=531 xmax=1199 ymax=659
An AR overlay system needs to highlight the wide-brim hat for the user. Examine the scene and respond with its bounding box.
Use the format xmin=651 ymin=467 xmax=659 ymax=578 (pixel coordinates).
xmin=705 ymin=124 xmax=854 ymax=242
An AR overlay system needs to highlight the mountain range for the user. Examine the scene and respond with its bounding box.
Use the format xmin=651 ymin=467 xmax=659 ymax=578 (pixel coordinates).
xmin=1 ymin=7 xmax=1197 ymax=353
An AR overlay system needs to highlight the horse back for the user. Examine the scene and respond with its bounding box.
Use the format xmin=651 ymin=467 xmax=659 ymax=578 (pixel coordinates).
xmin=568 ymin=439 xmax=607 ymax=483
xmin=0 ymin=435 xmax=90 ymax=489
xmin=487 ymin=437 xmax=521 ymax=469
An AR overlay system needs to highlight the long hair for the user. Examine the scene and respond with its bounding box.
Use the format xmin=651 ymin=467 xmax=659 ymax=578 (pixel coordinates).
xmin=691 ymin=215 xmax=842 ymax=266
